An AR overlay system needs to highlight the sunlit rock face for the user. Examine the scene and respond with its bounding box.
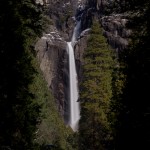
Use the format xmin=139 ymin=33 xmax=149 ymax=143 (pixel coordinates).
xmin=34 ymin=0 xmax=83 ymax=118
xmin=35 ymin=26 xmax=69 ymax=116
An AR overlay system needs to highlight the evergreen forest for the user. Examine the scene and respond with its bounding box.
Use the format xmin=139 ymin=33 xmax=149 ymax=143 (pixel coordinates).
xmin=0 ymin=0 xmax=74 ymax=149
xmin=0 ymin=0 xmax=150 ymax=150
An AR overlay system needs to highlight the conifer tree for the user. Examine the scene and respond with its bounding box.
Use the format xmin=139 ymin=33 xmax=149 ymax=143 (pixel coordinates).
xmin=114 ymin=0 xmax=150 ymax=149
xmin=79 ymin=20 xmax=116 ymax=150
xmin=0 ymin=0 xmax=43 ymax=149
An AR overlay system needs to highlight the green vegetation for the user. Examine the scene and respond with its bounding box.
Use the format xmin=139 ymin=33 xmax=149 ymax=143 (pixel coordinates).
xmin=79 ymin=20 xmax=118 ymax=150
xmin=0 ymin=0 xmax=43 ymax=149
xmin=0 ymin=0 xmax=75 ymax=149
xmin=83 ymin=0 xmax=150 ymax=149
xmin=2 ymin=0 xmax=150 ymax=149
xmin=30 ymin=58 xmax=75 ymax=150
xmin=113 ymin=0 xmax=150 ymax=149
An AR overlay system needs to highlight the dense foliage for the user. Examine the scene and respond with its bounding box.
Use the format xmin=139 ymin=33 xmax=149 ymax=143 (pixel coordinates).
xmin=30 ymin=64 xmax=75 ymax=150
xmin=0 ymin=0 xmax=43 ymax=149
xmin=79 ymin=0 xmax=150 ymax=149
xmin=0 ymin=0 xmax=75 ymax=149
xmin=79 ymin=20 xmax=118 ymax=150
xmin=112 ymin=0 xmax=150 ymax=149
xmin=1 ymin=0 xmax=150 ymax=149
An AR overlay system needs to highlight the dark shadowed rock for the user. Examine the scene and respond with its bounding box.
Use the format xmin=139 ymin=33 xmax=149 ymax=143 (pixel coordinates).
xmin=101 ymin=14 xmax=131 ymax=51
xmin=74 ymin=28 xmax=91 ymax=83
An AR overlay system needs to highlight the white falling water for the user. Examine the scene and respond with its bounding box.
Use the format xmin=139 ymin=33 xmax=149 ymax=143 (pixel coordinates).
xmin=67 ymin=21 xmax=81 ymax=131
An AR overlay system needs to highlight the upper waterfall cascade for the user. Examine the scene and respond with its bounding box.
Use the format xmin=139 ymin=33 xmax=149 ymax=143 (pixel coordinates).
xmin=67 ymin=21 xmax=81 ymax=131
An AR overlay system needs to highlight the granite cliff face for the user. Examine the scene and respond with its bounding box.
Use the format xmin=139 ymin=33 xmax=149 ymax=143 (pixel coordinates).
xmin=35 ymin=26 xmax=68 ymax=116
xmin=74 ymin=28 xmax=91 ymax=82
xmin=77 ymin=0 xmax=131 ymax=52
xmin=35 ymin=0 xmax=76 ymax=117
xmin=73 ymin=0 xmax=132 ymax=98
xmin=101 ymin=14 xmax=131 ymax=52
xmin=35 ymin=0 xmax=131 ymax=119
xmin=35 ymin=0 xmax=84 ymax=118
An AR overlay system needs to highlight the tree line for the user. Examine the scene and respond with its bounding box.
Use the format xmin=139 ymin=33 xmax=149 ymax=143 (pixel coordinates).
xmin=78 ymin=20 xmax=120 ymax=150
xmin=78 ymin=0 xmax=150 ymax=149
xmin=113 ymin=0 xmax=150 ymax=149
xmin=0 ymin=0 xmax=46 ymax=149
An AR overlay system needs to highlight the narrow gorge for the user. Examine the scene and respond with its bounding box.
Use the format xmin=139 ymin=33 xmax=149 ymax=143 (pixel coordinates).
xmin=35 ymin=0 xmax=130 ymax=126
xmin=34 ymin=0 xmax=133 ymax=149
xmin=34 ymin=0 xmax=148 ymax=150
xmin=1 ymin=0 xmax=149 ymax=149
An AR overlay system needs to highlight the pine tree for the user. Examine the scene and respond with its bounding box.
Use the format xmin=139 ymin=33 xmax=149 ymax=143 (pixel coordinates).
xmin=79 ymin=20 xmax=116 ymax=150
xmin=0 ymin=0 xmax=43 ymax=149
xmin=114 ymin=0 xmax=150 ymax=149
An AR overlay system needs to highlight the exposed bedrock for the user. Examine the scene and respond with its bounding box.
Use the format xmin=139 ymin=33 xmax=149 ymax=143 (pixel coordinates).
xmin=101 ymin=14 xmax=131 ymax=51
xmin=35 ymin=27 xmax=69 ymax=117
xmin=34 ymin=0 xmax=132 ymax=120
xmin=74 ymin=28 xmax=91 ymax=83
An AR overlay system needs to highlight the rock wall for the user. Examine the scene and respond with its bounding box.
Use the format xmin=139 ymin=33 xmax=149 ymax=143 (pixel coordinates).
xmin=34 ymin=0 xmax=79 ymax=119
xmin=73 ymin=0 xmax=131 ymax=86
xmin=75 ymin=0 xmax=131 ymax=59
xmin=101 ymin=14 xmax=131 ymax=52
xmin=34 ymin=0 xmax=131 ymax=120
xmin=35 ymin=26 xmax=69 ymax=117
xmin=87 ymin=0 xmax=131 ymax=51
xmin=74 ymin=28 xmax=91 ymax=82
xmin=46 ymin=0 xmax=76 ymax=41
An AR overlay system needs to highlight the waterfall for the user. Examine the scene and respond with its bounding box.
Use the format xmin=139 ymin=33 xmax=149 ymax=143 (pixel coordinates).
xmin=67 ymin=21 xmax=81 ymax=131
xmin=71 ymin=21 xmax=81 ymax=45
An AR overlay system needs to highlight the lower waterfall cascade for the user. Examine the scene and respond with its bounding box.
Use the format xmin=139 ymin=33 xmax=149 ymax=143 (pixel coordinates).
xmin=67 ymin=21 xmax=81 ymax=131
